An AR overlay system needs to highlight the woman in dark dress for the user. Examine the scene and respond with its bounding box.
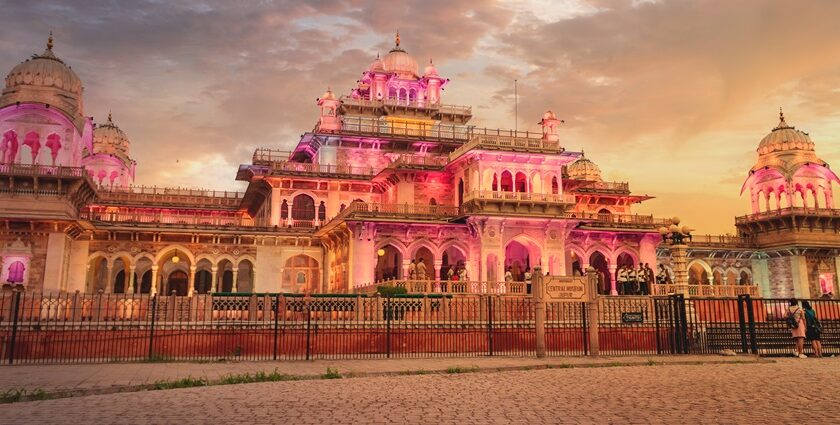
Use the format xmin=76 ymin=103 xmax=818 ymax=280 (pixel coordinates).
xmin=802 ymin=301 xmax=823 ymax=358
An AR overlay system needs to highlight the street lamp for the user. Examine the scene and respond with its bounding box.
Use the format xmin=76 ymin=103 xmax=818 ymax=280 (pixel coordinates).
xmin=658 ymin=217 xmax=693 ymax=245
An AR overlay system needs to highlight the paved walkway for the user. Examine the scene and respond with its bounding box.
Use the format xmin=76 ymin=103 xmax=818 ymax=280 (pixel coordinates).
xmin=1 ymin=358 xmax=837 ymax=424
xmin=0 ymin=355 xmax=757 ymax=394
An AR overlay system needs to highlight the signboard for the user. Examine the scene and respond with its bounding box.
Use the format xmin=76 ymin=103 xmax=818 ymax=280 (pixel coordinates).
xmin=543 ymin=276 xmax=590 ymax=302
xmin=621 ymin=312 xmax=644 ymax=323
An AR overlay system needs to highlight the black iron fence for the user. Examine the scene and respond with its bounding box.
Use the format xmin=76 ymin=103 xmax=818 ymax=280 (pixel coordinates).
xmin=0 ymin=291 xmax=587 ymax=364
xmin=1 ymin=291 xmax=837 ymax=364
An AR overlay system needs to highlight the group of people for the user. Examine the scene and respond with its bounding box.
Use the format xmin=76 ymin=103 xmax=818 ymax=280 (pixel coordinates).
xmin=407 ymin=258 xmax=468 ymax=282
xmin=617 ymin=263 xmax=655 ymax=295
xmin=406 ymin=258 xmax=427 ymax=280
xmin=788 ymin=299 xmax=823 ymax=358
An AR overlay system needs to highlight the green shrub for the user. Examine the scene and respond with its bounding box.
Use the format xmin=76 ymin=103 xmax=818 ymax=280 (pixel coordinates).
xmin=376 ymin=285 xmax=408 ymax=296
xmin=321 ymin=367 xmax=342 ymax=379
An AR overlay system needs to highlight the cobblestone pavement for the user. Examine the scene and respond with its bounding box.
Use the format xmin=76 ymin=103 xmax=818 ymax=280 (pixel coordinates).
xmin=0 ymin=355 xmax=755 ymax=393
xmin=1 ymin=358 xmax=837 ymax=424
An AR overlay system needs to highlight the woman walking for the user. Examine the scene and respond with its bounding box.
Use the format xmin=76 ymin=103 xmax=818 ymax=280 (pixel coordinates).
xmin=787 ymin=299 xmax=808 ymax=358
xmin=802 ymin=301 xmax=823 ymax=358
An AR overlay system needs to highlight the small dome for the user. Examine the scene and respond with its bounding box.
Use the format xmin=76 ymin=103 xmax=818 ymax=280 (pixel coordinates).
xmin=5 ymin=34 xmax=82 ymax=96
xmin=369 ymin=54 xmax=384 ymax=72
xmin=567 ymin=155 xmax=602 ymax=181
xmin=424 ymin=59 xmax=439 ymax=77
xmin=381 ymin=33 xmax=418 ymax=79
xmin=543 ymin=110 xmax=557 ymax=120
xmin=92 ymin=112 xmax=131 ymax=163
xmin=757 ymin=109 xmax=815 ymax=155
xmin=320 ymin=87 xmax=336 ymax=100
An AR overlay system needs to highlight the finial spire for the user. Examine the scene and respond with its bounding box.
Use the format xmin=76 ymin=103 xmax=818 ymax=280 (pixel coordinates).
xmin=47 ymin=31 xmax=54 ymax=51
xmin=395 ymin=30 xmax=400 ymax=47
xmin=779 ymin=106 xmax=784 ymax=122
xmin=107 ymin=110 xmax=113 ymax=124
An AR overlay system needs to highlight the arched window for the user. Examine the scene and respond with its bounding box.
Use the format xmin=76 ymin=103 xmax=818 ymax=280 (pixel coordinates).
xmin=500 ymin=171 xmax=513 ymax=192
xmin=1 ymin=130 xmax=19 ymax=164
xmin=292 ymin=194 xmax=316 ymax=221
xmin=515 ymin=172 xmax=527 ymax=192
xmin=282 ymin=255 xmax=320 ymax=293
xmin=23 ymin=132 xmax=40 ymax=164
xmin=7 ymin=261 xmax=25 ymax=283
xmin=551 ymin=176 xmax=559 ymax=194
xmin=429 ymin=198 xmax=437 ymax=205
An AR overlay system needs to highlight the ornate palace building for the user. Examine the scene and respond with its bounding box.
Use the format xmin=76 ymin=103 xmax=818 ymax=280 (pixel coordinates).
xmin=1 ymin=35 xmax=838 ymax=298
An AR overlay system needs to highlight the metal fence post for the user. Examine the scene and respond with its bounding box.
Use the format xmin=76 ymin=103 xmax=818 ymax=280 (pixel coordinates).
xmin=385 ymin=295 xmax=392 ymax=358
xmin=586 ymin=268 xmax=600 ymax=356
xmin=273 ymin=294 xmax=280 ymax=361
xmin=744 ymin=295 xmax=758 ymax=354
xmin=532 ymin=266 xmax=546 ymax=358
xmin=487 ymin=296 xmax=494 ymax=356
xmin=7 ymin=290 xmax=22 ymax=364
xmin=148 ymin=295 xmax=157 ymax=361
xmin=305 ymin=299 xmax=312 ymax=361
xmin=737 ymin=295 xmax=748 ymax=354
xmin=654 ymin=299 xmax=662 ymax=354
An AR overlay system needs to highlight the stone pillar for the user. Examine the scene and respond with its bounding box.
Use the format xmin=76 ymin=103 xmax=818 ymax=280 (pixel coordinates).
xmin=150 ymin=265 xmax=159 ymax=296
xmin=270 ymin=187 xmax=281 ymax=226
xmin=210 ymin=266 xmax=219 ymax=293
xmin=790 ymin=255 xmax=810 ymax=298
xmin=127 ymin=266 xmax=136 ymax=294
xmin=105 ymin=263 xmax=114 ymax=293
xmin=585 ymin=267 xmax=600 ymax=355
xmin=608 ymin=264 xmax=618 ymax=296
xmin=670 ymin=244 xmax=690 ymax=296
xmin=532 ymin=266 xmax=545 ymax=358
xmin=433 ymin=260 xmax=443 ymax=281
xmin=251 ymin=269 xmax=258 ymax=293
xmin=232 ymin=269 xmax=240 ymax=292
xmin=188 ymin=266 xmax=196 ymax=296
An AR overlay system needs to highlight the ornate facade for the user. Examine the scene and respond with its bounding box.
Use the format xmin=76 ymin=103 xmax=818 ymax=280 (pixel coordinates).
xmin=0 ymin=35 xmax=837 ymax=298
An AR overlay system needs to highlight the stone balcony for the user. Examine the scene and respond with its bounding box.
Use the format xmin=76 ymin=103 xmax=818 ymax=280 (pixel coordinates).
xmin=460 ymin=190 xmax=576 ymax=216
xmin=735 ymin=207 xmax=840 ymax=249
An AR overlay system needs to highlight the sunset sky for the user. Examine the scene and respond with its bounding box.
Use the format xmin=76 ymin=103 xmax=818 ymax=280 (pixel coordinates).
xmin=2 ymin=0 xmax=839 ymax=234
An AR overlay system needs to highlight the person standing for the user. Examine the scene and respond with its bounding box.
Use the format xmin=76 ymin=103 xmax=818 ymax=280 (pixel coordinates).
xmin=617 ymin=266 xmax=629 ymax=295
xmin=408 ymin=259 xmax=416 ymax=281
xmin=416 ymin=258 xmax=426 ymax=281
xmin=524 ymin=267 xmax=533 ymax=294
xmin=787 ymin=299 xmax=808 ymax=358
xmin=802 ymin=301 xmax=823 ymax=358
xmin=643 ymin=263 xmax=654 ymax=295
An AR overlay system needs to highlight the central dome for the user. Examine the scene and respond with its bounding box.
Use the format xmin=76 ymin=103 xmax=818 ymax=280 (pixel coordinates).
xmin=5 ymin=34 xmax=82 ymax=96
xmin=381 ymin=33 xmax=418 ymax=79
xmin=757 ymin=110 xmax=814 ymax=155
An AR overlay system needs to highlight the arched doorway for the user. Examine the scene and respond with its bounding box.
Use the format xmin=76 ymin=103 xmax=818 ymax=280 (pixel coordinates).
xmin=739 ymin=271 xmax=751 ymax=285
xmin=726 ymin=269 xmax=738 ymax=286
xmin=441 ymin=246 xmax=467 ymax=280
xmin=114 ymin=270 xmax=127 ymax=294
xmin=688 ymin=262 xmax=709 ymax=285
xmin=195 ymin=269 xmax=212 ymax=293
xmin=589 ymin=252 xmax=610 ymax=295
xmin=457 ymin=179 xmax=464 ymax=206
xmin=139 ymin=270 xmax=152 ymax=294
xmin=500 ymin=171 xmax=513 ymax=192
xmin=505 ymin=240 xmax=538 ymax=282
xmin=282 ymin=255 xmax=320 ymax=293
xmin=413 ymin=247 xmax=434 ymax=280
xmin=514 ymin=172 xmax=527 ymax=192
xmin=713 ymin=269 xmax=723 ymax=285
xmin=375 ymin=245 xmax=402 ymax=281
xmin=166 ymin=271 xmax=189 ymax=296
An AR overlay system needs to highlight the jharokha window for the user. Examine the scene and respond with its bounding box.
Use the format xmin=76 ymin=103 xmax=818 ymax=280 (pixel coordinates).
xmin=7 ymin=261 xmax=25 ymax=283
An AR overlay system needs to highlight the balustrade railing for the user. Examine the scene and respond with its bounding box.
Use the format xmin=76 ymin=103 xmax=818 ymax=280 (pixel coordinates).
xmin=735 ymin=207 xmax=840 ymax=223
xmin=576 ymin=181 xmax=630 ymax=193
xmin=82 ymin=209 xmax=256 ymax=227
xmin=252 ymin=148 xmax=293 ymax=164
xmin=0 ymin=163 xmax=87 ymax=177
xmin=389 ymin=154 xmax=449 ymax=168
xmin=97 ymin=185 xmax=243 ymax=205
xmin=464 ymin=190 xmax=576 ymax=204
xmin=334 ymin=202 xmax=460 ymax=221
xmin=263 ymin=160 xmax=378 ymax=177
xmin=363 ymin=280 xmax=529 ymax=295
xmin=339 ymin=95 xmax=473 ymax=116
xmin=650 ymin=284 xmax=758 ymax=297
xmin=687 ymin=234 xmax=755 ymax=248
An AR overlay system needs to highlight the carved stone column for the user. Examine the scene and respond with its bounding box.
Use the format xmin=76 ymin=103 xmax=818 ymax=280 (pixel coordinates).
xmin=150 ymin=265 xmax=159 ymax=296
xmin=127 ymin=266 xmax=136 ymax=294
xmin=210 ymin=266 xmax=219 ymax=293
xmin=188 ymin=265 xmax=197 ymax=296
